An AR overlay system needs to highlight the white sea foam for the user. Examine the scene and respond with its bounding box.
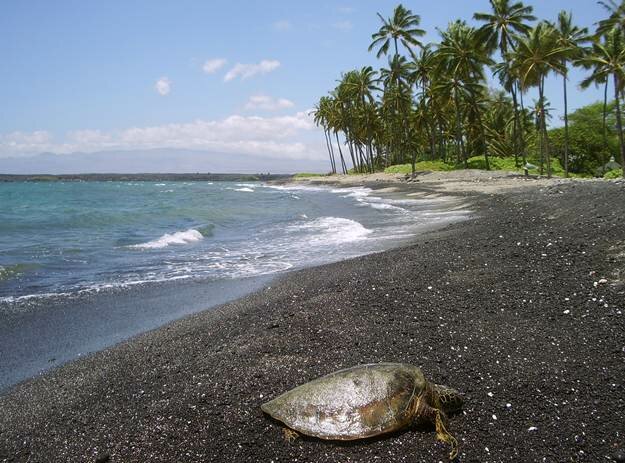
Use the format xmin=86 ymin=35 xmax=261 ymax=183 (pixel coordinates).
xmin=130 ymin=229 xmax=205 ymax=249
xmin=234 ymin=187 xmax=254 ymax=192
xmin=335 ymin=187 xmax=372 ymax=199
xmin=367 ymin=202 xmax=406 ymax=211
xmin=288 ymin=217 xmax=371 ymax=245
xmin=266 ymin=184 xmax=329 ymax=192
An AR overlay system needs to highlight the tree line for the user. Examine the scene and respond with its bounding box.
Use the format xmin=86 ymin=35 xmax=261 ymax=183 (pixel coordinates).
xmin=312 ymin=0 xmax=625 ymax=178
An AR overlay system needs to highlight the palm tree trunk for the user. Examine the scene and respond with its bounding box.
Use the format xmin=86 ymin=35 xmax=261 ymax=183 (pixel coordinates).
xmin=538 ymin=119 xmax=544 ymax=176
xmin=477 ymin=110 xmax=490 ymax=171
xmin=344 ymin=132 xmax=357 ymax=172
xmin=429 ymin=123 xmax=437 ymax=160
xmin=335 ymin=132 xmax=348 ymax=174
xmin=511 ymin=83 xmax=520 ymax=168
xmin=357 ymin=144 xmax=367 ymax=173
xmin=614 ymin=74 xmax=625 ymax=176
xmin=603 ymin=79 xmax=610 ymax=165
xmin=540 ymin=76 xmax=552 ymax=179
xmin=323 ymin=129 xmax=336 ymax=173
xmin=519 ymin=87 xmax=527 ymax=165
xmin=563 ymin=61 xmax=570 ymax=178
xmin=328 ymin=130 xmax=338 ymax=173
xmin=453 ymin=90 xmax=465 ymax=167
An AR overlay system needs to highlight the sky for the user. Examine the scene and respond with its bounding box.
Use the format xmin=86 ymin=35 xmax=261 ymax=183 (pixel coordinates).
xmin=0 ymin=0 xmax=612 ymax=172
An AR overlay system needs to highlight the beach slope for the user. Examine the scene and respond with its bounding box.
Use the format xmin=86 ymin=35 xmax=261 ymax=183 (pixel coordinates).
xmin=1 ymin=177 xmax=624 ymax=462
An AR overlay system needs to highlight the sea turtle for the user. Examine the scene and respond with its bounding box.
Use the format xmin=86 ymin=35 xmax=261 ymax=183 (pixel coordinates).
xmin=261 ymin=363 xmax=463 ymax=460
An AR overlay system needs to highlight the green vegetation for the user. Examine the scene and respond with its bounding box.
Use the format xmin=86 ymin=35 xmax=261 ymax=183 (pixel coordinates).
xmin=312 ymin=1 xmax=625 ymax=179
xmin=384 ymin=161 xmax=454 ymax=174
xmin=605 ymin=168 xmax=624 ymax=179
xmin=27 ymin=175 xmax=60 ymax=182
xmin=293 ymin=173 xmax=327 ymax=178
xmin=383 ymin=156 xmax=593 ymax=178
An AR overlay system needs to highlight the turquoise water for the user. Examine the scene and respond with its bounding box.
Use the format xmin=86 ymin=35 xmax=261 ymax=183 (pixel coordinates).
xmin=0 ymin=181 xmax=471 ymax=305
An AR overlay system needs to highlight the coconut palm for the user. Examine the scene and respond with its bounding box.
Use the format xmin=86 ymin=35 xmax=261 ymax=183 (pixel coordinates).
xmin=493 ymin=59 xmax=528 ymax=165
xmin=554 ymin=11 xmax=591 ymax=177
xmin=513 ymin=22 xmax=567 ymax=177
xmin=369 ymin=4 xmax=425 ymax=59
xmin=435 ymin=21 xmax=492 ymax=167
xmin=380 ymin=55 xmax=413 ymax=166
xmin=410 ymin=45 xmax=438 ymax=158
xmin=343 ymin=67 xmax=381 ymax=172
xmin=475 ymin=0 xmax=535 ymax=167
xmin=596 ymin=0 xmax=625 ymax=37
xmin=581 ymin=28 xmax=625 ymax=176
xmin=474 ymin=0 xmax=536 ymax=54
xmin=312 ymin=97 xmax=337 ymax=173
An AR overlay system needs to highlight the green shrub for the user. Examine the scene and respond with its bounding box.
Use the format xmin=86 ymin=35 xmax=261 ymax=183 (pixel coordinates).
xmin=604 ymin=169 xmax=624 ymax=179
xmin=293 ymin=172 xmax=327 ymax=178
xmin=464 ymin=156 xmax=521 ymax=171
xmin=384 ymin=160 xmax=455 ymax=174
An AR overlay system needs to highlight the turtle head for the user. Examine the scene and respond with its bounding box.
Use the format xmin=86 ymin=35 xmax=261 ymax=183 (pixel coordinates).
xmin=433 ymin=384 xmax=463 ymax=414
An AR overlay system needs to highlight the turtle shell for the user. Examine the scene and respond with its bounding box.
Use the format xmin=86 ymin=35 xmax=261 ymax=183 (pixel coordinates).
xmin=261 ymin=363 xmax=428 ymax=440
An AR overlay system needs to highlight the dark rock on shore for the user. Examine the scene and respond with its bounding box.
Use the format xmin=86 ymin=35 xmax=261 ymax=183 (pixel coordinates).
xmin=1 ymin=181 xmax=624 ymax=462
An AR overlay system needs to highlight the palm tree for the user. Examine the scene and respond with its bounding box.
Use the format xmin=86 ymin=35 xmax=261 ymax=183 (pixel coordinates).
xmin=345 ymin=67 xmax=381 ymax=172
xmin=475 ymin=0 xmax=535 ymax=167
xmin=474 ymin=0 xmax=536 ymax=54
xmin=597 ymin=1 xmax=625 ymax=37
xmin=331 ymin=84 xmax=359 ymax=172
xmin=369 ymin=4 xmax=425 ymax=59
xmin=493 ymin=60 xmax=528 ymax=165
xmin=484 ymin=91 xmax=516 ymax=159
xmin=435 ymin=21 xmax=493 ymax=167
xmin=513 ymin=22 xmax=567 ymax=177
xmin=326 ymin=96 xmax=349 ymax=173
xmin=554 ymin=11 xmax=590 ymax=177
xmin=581 ymin=28 xmax=625 ymax=176
xmin=380 ymin=55 xmax=413 ymax=166
xmin=410 ymin=45 xmax=439 ymax=159
xmin=312 ymin=97 xmax=337 ymax=173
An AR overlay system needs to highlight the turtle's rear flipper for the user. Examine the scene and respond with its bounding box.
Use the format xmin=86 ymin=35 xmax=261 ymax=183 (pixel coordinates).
xmin=283 ymin=427 xmax=299 ymax=443
xmin=435 ymin=410 xmax=458 ymax=461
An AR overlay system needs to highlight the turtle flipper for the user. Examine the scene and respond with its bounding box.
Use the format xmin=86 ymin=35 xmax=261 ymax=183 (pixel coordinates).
xmin=434 ymin=409 xmax=458 ymax=460
xmin=282 ymin=427 xmax=299 ymax=443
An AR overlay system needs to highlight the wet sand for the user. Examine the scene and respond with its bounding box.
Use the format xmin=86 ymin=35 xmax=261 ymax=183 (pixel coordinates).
xmin=1 ymin=175 xmax=625 ymax=462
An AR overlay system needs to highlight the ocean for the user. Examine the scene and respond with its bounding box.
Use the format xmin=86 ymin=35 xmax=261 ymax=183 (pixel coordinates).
xmin=0 ymin=180 xmax=471 ymax=390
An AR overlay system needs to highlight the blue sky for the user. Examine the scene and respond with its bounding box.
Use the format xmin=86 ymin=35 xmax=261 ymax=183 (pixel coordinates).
xmin=0 ymin=0 xmax=612 ymax=170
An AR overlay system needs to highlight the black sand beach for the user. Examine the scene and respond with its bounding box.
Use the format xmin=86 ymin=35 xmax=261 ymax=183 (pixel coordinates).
xmin=1 ymin=178 xmax=625 ymax=462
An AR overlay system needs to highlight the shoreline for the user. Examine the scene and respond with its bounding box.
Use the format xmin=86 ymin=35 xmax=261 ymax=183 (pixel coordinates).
xmin=287 ymin=169 xmax=620 ymax=195
xmin=1 ymin=175 xmax=624 ymax=462
xmin=0 ymin=178 xmax=472 ymax=393
xmin=0 ymin=274 xmax=275 ymax=392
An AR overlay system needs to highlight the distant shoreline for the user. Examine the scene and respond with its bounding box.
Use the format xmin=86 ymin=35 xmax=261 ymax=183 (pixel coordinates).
xmin=0 ymin=173 xmax=294 ymax=182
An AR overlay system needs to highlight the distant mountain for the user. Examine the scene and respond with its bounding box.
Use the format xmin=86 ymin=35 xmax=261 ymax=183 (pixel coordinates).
xmin=0 ymin=149 xmax=329 ymax=175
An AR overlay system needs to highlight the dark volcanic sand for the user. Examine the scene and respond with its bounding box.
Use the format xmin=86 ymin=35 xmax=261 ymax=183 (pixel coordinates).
xmin=1 ymin=180 xmax=625 ymax=462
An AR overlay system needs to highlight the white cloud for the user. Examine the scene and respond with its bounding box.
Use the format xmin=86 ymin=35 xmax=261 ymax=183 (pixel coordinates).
xmin=67 ymin=129 xmax=112 ymax=144
xmin=224 ymin=60 xmax=281 ymax=82
xmin=245 ymin=95 xmax=295 ymax=111
xmin=0 ymin=130 xmax=53 ymax=154
xmin=273 ymin=20 xmax=292 ymax=31
xmin=203 ymin=58 xmax=227 ymax=74
xmin=333 ymin=20 xmax=353 ymax=31
xmin=0 ymin=112 xmax=324 ymax=161
xmin=154 ymin=77 xmax=171 ymax=96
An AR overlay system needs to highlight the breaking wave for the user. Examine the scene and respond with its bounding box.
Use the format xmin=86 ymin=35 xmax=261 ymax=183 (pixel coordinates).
xmin=130 ymin=229 xmax=206 ymax=249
